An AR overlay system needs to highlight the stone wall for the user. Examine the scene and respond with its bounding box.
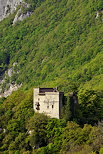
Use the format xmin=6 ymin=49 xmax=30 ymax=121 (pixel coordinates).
xmin=33 ymin=88 xmax=63 ymax=119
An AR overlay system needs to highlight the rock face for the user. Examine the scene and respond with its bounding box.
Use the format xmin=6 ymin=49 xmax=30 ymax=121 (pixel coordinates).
xmin=0 ymin=84 xmax=21 ymax=98
xmin=0 ymin=63 xmax=22 ymax=98
xmin=13 ymin=9 xmax=31 ymax=25
xmin=0 ymin=0 xmax=32 ymax=24
xmin=0 ymin=0 xmax=22 ymax=21
xmin=13 ymin=2 xmax=32 ymax=25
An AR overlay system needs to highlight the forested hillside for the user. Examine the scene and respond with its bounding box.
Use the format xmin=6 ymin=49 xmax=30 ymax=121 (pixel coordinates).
xmin=0 ymin=0 xmax=103 ymax=91
xmin=0 ymin=0 xmax=103 ymax=153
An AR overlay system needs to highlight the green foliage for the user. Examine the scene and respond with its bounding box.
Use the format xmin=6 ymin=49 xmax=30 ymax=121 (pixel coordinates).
xmin=0 ymin=0 xmax=103 ymax=92
xmin=23 ymin=0 xmax=46 ymax=12
xmin=78 ymin=89 xmax=103 ymax=124
xmin=62 ymin=96 xmax=72 ymax=121
xmin=0 ymin=92 xmax=103 ymax=153
xmin=46 ymin=118 xmax=66 ymax=142
xmin=88 ymin=121 xmax=103 ymax=152
xmin=26 ymin=113 xmax=48 ymax=148
xmin=0 ymin=0 xmax=103 ymax=153
xmin=59 ymin=122 xmax=99 ymax=154
xmin=0 ymin=89 xmax=34 ymax=152
xmin=100 ymin=148 xmax=103 ymax=154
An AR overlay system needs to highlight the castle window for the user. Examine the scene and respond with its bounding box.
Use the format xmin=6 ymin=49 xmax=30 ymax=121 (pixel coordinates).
xmin=52 ymin=105 xmax=54 ymax=109
xmin=36 ymin=102 xmax=40 ymax=110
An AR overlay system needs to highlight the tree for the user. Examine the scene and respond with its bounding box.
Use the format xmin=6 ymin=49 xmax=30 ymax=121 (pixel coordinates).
xmin=26 ymin=113 xmax=48 ymax=149
xmin=78 ymin=89 xmax=103 ymax=124
xmin=88 ymin=121 xmax=103 ymax=152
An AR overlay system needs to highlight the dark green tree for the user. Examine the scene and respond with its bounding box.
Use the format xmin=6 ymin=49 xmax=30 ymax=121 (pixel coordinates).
xmin=78 ymin=89 xmax=103 ymax=124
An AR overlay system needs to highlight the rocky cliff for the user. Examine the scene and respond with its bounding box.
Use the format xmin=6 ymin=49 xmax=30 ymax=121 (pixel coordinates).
xmin=0 ymin=0 xmax=32 ymax=24
xmin=0 ymin=63 xmax=22 ymax=98
xmin=0 ymin=0 xmax=23 ymax=21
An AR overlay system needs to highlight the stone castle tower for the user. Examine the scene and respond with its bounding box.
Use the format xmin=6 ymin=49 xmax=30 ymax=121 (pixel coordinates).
xmin=33 ymin=88 xmax=64 ymax=119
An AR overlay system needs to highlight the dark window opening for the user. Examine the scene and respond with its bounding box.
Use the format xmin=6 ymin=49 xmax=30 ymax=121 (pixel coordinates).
xmin=36 ymin=102 xmax=40 ymax=110
xmin=52 ymin=105 xmax=54 ymax=109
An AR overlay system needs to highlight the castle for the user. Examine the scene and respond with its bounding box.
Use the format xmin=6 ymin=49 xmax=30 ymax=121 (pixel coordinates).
xmin=33 ymin=88 xmax=64 ymax=119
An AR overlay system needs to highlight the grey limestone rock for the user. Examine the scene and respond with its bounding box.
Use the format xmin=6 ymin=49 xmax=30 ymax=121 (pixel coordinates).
xmin=13 ymin=2 xmax=32 ymax=25
xmin=0 ymin=0 xmax=22 ymax=21
xmin=0 ymin=62 xmax=22 ymax=98
xmin=0 ymin=0 xmax=32 ymax=24
xmin=13 ymin=10 xmax=31 ymax=24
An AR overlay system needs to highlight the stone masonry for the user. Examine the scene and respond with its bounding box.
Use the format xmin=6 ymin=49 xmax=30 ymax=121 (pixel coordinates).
xmin=33 ymin=88 xmax=64 ymax=119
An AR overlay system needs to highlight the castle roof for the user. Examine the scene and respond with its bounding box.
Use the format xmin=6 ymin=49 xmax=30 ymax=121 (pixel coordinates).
xmin=39 ymin=88 xmax=58 ymax=93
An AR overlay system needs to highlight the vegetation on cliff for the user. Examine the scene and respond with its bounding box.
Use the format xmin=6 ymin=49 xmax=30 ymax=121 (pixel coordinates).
xmin=0 ymin=0 xmax=103 ymax=153
xmin=0 ymin=0 xmax=103 ymax=92
xmin=0 ymin=86 xmax=103 ymax=153
xmin=0 ymin=89 xmax=103 ymax=153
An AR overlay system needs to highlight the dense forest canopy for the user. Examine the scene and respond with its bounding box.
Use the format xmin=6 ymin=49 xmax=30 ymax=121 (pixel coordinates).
xmin=0 ymin=0 xmax=103 ymax=153
xmin=0 ymin=0 xmax=103 ymax=91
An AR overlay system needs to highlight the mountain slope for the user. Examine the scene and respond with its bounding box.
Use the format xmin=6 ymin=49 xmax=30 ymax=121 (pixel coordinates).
xmin=0 ymin=0 xmax=103 ymax=153
xmin=0 ymin=0 xmax=103 ymax=92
